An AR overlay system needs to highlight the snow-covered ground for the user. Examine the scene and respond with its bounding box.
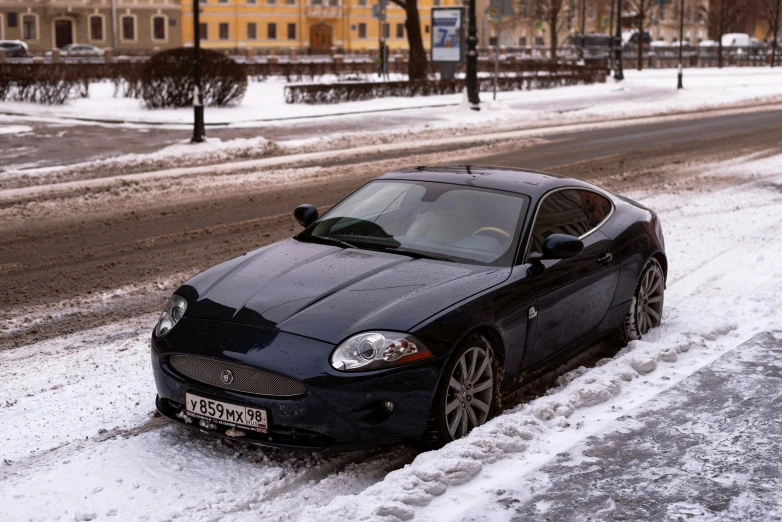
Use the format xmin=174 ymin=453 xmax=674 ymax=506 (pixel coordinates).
xmin=1 ymin=68 xmax=781 ymax=127
xmin=2 ymin=151 xmax=782 ymax=521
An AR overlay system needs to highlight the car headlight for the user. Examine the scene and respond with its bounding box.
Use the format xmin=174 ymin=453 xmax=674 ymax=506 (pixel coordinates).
xmin=155 ymin=295 xmax=187 ymax=337
xmin=330 ymin=331 xmax=433 ymax=371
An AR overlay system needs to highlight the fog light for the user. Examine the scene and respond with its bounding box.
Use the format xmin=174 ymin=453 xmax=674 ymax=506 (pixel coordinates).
xmin=382 ymin=400 xmax=395 ymax=413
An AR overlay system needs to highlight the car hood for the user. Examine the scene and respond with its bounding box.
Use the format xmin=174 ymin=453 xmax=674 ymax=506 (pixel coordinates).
xmin=178 ymin=239 xmax=510 ymax=344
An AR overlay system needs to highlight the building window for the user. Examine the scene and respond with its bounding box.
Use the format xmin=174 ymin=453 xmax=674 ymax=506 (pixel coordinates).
xmin=358 ymin=0 xmax=367 ymax=5
xmin=247 ymin=0 xmax=257 ymax=4
xmin=518 ymin=36 xmax=527 ymax=46
xmin=383 ymin=23 xmax=389 ymax=38
xmin=285 ymin=0 xmax=295 ymax=4
xmin=219 ymin=23 xmax=229 ymax=39
xmin=587 ymin=4 xmax=594 ymax=20
xmin=199 ymin=23 xmax=208 ymax=39
xmin=328 ymin=0 xmax=338 ymax=5
xmin=311 ymin=0 xmax=322 ymax=5
xmin=8 ymin=12 xmax=18 ymax=28
xmin=121 ymin=16 xmax=135 ymax=41
xmin=247 ymin=23 xmax=257 ymax=39
xmin=152 ymin=16 xmax=166 ymax=41
xmin=358 ymin=22 xmax=366 ymax=38
xmin=22 ymin=15 xmax=37 ymax=40
xmin=424 ymin=24 xmax=429 ymax=34
xmin=268 ymin=0 xmax=276 ymax=4
xmin=267 ymin=23 xmax=277 ymax=39
xmin=395 ymin=23 xmax=404 ymax=38
xmin=433 ymin=0 xmax=441 ymax=5
xmin=89 ymin=16 xmax=103 ymax=41
xmin=659 ymin=6 xmax=666 ymax=21
xmin=218 ymin=0 xmax=228 ymax=4
xmin=199 ymin=0 xmax=207 ymax=4
xmin=287 ymin=23 xmax=296 ymax=39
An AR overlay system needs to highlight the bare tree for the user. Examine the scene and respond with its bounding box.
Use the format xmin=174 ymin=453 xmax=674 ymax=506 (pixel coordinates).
xmin=708 ymin=0 xmax=748 ymax=67
xmin=761 ymin=0 xmax=782 ymax=66
xmin=536 ymin=0 xmax=571 ymax=61
xmin=390 ymin=0 xmax=428 ymax=80
xmin=625 ymin=0 xmax=655 ymax=70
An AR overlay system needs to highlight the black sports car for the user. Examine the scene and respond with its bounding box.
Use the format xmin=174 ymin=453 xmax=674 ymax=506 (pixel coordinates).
xmin=152 ymin=165 xmax=666 ymax=450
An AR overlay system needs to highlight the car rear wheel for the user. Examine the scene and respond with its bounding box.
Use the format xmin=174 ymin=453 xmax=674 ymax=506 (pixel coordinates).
xmin=609 ymin=257 xmax=665 ymax=346
xmin=422 ymin=333 xmax=498 ymax=447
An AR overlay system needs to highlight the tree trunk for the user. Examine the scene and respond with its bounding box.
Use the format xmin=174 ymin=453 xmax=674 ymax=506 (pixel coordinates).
xmin=404 ymin=0 xmax=428 ymax=81
xmin=550 ymin=16 xmax=559 ymax=61
xmin=718 ymin=39 xmax=723 ymax=68
xmin=637 ymin=17 xmax=644 ymax=70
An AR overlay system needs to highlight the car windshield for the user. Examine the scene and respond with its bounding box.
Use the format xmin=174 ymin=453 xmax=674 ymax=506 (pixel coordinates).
xmin=298 ymin=180 xmax=529 ymax=266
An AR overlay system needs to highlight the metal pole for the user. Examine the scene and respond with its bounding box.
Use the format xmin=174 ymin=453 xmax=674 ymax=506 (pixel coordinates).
xmin=614 ymin=0 xmax=624 ymax=80
xmin=466 ymin=0 xmax=480 ymax=109
xmin=609 ymin=0 xmax=615 ymax=70
xmin=677 ymin=0 xmax=684 ymax=88
xmin=493 ymin=13 xmax=501 ymax=100
xmin=192 ymin=0 xmax=205 ymax=143
xmin=110 ymin=0 xmax=118 ymax=53
xmin=578 ymin=0 xmax=586 ymax=61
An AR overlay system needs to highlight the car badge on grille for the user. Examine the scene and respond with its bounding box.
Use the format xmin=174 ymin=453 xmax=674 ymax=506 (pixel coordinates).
xmin=220 ymin=369 xmax=234 ymax=385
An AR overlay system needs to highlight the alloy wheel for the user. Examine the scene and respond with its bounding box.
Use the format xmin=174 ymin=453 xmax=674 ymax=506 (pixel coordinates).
xmin=445 ymin=345 xmax=493 ymax=440
xmin=636 ymin=264 xmax=664 ymax=335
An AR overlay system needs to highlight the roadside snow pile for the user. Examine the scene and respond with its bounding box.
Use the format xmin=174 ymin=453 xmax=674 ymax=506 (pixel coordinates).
xmin=287 ymin=154 xmax=782 ymax=522
xmin=0 ymin=136 xmax=280 ymax=186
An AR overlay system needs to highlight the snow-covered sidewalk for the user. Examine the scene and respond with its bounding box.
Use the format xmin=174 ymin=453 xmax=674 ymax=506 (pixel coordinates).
xmin=2 ymin=151 xmax=782 ymax=521
xmin=1 ymin=68 xmax=781 ymax=128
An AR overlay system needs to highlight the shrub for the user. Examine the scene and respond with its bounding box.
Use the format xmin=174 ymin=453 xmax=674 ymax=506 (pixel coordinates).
xmin=0 ymin=63 xmax=78 ymax=104
xmin=140 ymin=48 xmax=247 ymax=108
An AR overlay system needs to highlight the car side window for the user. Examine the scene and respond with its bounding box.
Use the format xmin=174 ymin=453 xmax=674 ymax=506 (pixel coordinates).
xmin=528 ymin=189 xmax=592 ymax=254
xmin=577 ymin=190 xmax=613 ymax=228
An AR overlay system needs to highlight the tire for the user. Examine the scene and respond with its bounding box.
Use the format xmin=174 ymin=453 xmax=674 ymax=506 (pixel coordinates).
xmin=421 ymin=333 xmax=500 ymax=448
xmin=609 ymin=257 xmax=665 ymax=346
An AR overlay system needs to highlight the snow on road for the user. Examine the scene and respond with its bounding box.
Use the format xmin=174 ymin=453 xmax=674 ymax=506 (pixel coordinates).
xmin=2 ymin=152 xmax=782 ymax=521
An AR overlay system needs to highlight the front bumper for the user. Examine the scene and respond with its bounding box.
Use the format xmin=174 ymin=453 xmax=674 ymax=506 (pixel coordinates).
xmin=152 ymin=318 xmax=444 ymax=450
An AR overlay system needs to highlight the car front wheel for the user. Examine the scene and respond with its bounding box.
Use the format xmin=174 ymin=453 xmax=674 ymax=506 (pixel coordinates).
xmin=423 ymin=333 xmax=498 ymax=447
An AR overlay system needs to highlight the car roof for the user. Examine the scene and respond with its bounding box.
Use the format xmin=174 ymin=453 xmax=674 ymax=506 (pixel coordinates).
xmin=377 ymin=164 xmax=601 ymax=201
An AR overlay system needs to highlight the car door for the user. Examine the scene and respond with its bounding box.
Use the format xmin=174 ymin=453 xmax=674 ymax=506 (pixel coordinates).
xmin=522 ymin=188 xmax=619 ymax=368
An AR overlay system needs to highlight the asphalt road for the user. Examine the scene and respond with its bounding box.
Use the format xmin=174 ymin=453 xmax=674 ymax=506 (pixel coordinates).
xmin=2 ymin=109 xmax=782 ymax=349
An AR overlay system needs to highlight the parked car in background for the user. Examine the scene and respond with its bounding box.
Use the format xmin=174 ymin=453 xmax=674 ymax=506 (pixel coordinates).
xmin=622 ymin=30 xmax=652 ymax=45
xmin=698 ymin=40 xmax=719 ymax=48
xmin=45 ymin=44 xmax=104 ymax=57
xmin=721 ymin=33 xmax=762 ymax=47
xmin=0 ymin=40 xmax=28 ymax=57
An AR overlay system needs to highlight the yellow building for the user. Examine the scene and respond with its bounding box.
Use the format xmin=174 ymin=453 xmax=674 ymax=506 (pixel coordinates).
xmin=181 ymin=0 xmax=460 ymax=53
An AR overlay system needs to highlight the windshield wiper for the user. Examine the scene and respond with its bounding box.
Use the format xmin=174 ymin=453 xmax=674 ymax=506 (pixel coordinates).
xmin=296 ymin=235 xmax=356 ymax=249
xmin=385 ymin=246 xmax=450 ymax=261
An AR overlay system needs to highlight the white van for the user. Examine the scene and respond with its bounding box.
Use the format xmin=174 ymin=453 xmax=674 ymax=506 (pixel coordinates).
xmin=721 ymin=33 xmax=762 ymax=47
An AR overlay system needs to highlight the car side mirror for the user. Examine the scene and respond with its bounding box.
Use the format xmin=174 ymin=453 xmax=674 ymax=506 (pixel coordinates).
xmin=293 ymin=204 xmax=318 ymax=228
xmin=530 ymin=234 xmax=584 ymax=261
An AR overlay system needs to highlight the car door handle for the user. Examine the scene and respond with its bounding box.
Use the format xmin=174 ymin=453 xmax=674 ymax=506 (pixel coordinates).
xmin=598 ymin=253 xmax=613 ymax=264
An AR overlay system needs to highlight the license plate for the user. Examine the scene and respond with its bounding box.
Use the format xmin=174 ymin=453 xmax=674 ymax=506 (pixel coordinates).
xmin=185 ymin=393 xmax=267 ymax=433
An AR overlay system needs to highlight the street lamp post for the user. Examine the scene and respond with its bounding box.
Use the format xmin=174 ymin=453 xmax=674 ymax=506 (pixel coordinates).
xmin=466 ymin=0 xmax=480 ymax=109
xmin=614 ymin=0 xmax=624 ymax=80
xmin=578 ymin=0 xmax=586 ymax=61
xmin=677 ymin=0 xmax=684 ymax=89
xmin=609 ymin=0 xmax=615 ymax=71
xmin=191 ymin=0 xmax=205 ymax=143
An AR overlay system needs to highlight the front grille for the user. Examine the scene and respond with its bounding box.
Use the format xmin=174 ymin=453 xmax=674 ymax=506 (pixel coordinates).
xmin=169 ymin=355 xmax=307 ymax=397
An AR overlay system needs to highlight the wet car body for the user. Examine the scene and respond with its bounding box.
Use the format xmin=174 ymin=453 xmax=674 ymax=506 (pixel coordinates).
xmin=152 ymin=165 xmax=666 ymax=450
